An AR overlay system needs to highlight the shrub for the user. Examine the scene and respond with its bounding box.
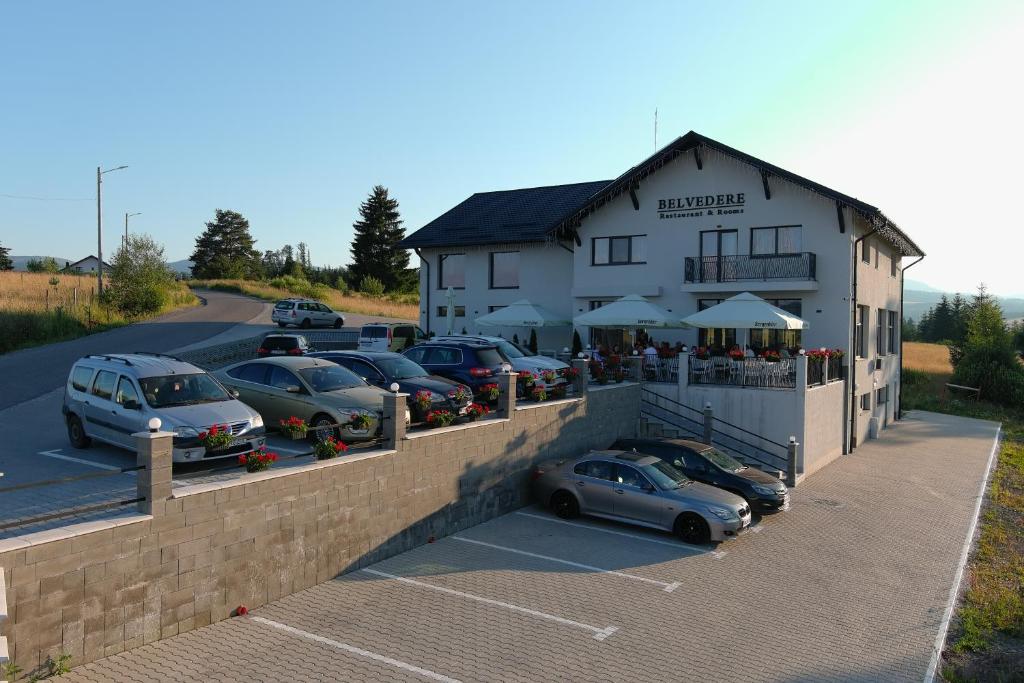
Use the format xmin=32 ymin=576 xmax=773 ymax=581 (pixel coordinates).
xmin=359 ymin=275 xmax=385 ymax=297
xmin=954 ymin=359 xmax=1024 ymax=406
xmin=334 ymin=276 xmax=350 ymax=294
xmin=571 ymin=330 xmax=583 ymax=358
xmin=528 ymin=329 xmax=538 ymax=354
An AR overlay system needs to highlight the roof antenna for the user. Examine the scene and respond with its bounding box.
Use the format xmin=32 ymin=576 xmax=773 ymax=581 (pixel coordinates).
xmin=654 ymin=108 xmax=658 ymax=150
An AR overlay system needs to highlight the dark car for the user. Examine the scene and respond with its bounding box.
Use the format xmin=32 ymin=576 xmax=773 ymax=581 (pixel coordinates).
xmin=611 ymin=438 xmax=789 ymax=512
xmin=401 ymin=341 xmax=507 ymax=397
xmin=257 ymin=334 xmax=313 ymax=358
xmin=307 ymin=351 xmax=473 ymax=422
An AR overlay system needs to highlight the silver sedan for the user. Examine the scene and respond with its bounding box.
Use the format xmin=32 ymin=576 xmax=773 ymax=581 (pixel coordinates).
xmin=532 ymin=450 xmax=751 ymax=544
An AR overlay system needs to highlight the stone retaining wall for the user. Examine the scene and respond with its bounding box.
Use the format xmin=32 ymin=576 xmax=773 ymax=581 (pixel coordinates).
xmin=0 ymin=383 xmax=639 ymax=676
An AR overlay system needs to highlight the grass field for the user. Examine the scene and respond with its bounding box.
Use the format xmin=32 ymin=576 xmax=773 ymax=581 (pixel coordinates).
xmin=190 ymin=278 xmax=418 ymax=320
xmin=902 ymin=342 xmax=1024 ymax=682
xmin=0 ymin=271 xmax=197 ymax=354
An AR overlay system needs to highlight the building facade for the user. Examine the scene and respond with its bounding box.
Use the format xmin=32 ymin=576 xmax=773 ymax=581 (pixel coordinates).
xmin=400 ymin=132 xmax=923 ymax=455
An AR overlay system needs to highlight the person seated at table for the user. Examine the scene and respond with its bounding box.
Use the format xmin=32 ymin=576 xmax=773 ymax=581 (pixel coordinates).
xmin=780 ymin=348 xmax=792 ymax=359
xmin=674 ymin=341 xmax=684 ymax=354
xmin=680 ymin=344 xmax=689 ymax=354
xmin=643 ymin=342 xmax=658 ymax=362
xmin=611 ymin=344 xmax=622 ymax=355
xmin=658 ymin=341 xmax=671 ymax=358
xmin=591 ymin=345 xmax=605 ymax=364
xmin=744 ymin=344 xmax=756 ymax=358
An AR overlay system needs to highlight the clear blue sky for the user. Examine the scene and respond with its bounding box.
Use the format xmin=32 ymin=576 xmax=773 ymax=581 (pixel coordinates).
xmin=1 ymin=1 xmax=1021 ymax=294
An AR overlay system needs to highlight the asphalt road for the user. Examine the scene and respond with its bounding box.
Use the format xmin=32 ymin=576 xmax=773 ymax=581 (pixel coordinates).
xmin=0 ymin=289 xmax=265 ymax=411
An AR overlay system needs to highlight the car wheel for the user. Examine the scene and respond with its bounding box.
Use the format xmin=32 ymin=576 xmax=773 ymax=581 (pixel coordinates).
xmin=674 ymin=512 xmax=711 ymax=545
xmin=550 ymin=490 xmax=579 ymax=519
xmin=311 ymin=413 xmax=339 ymax=442
xmin=67 ymin=414 xmax=91 ymax=449
xmin=277 ymin=322 xmax=287 ymax=328
xmin=332 ymin=318 xmax=343 ymax=329
xmin=300 ymin=318 xmax=312 ymax=329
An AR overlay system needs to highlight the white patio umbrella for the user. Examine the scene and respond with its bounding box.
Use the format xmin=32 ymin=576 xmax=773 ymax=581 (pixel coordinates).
xmin=474 ymin=299 xmax=571 ymax=328
xmin=445 ymin=286 xmax=456 ymax=335
xmin=680 ymin=292 xmax=808 ymax=347
xmin=572 ymin=294 xmax=686 ymax=328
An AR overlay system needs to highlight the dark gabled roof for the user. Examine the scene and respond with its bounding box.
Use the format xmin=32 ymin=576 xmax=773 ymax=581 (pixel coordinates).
xmin=398 ymin=180 xmax=612 ymax=250
xmin=553 ymin=131 xmax=924 ymax=257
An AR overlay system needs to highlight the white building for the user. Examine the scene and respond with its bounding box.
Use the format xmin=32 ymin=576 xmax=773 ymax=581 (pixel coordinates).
xmin=400 ymin=132 xmax=924 ymax=471
xmin=66 ymin=255 xmax=112 ymax=274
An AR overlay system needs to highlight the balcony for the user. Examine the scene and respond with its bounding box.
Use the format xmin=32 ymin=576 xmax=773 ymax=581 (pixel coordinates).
xmin=682 ymin=253 xmax=818 ymax=293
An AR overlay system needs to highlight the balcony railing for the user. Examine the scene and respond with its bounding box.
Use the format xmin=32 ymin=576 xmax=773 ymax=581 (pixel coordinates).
xmin=684 ymin=253 xmax=817 ymax=283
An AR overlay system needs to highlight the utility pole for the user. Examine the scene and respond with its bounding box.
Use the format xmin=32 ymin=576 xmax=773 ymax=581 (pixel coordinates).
xmin=124 ymin=212 xmax=141 ymax=249
xmin=95 ymin=165 xmax=128 ymax=295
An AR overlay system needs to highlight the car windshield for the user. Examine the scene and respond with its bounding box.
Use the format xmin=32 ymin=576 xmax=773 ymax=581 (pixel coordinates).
xmin=640 ymin=459 xmax=692 ymax=490
xmin=376 ymin=357 xmax=428 ymax=380
xmin=494 ymin=340 xmax=526 ymax=359
xmin=511 ymin=341 xmax=536 ymax=357
xmin=298 ymin=365 xmax=365 ymax=392
xmin=703 ymin=447 xmax=746 ymax=472
xmin=263 ymin=337 xmax=298 ymax=350
xmin=140 ymin=374 xmax=231 ymax=408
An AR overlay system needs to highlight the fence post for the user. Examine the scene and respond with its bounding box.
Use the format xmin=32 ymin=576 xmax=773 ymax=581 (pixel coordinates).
xmin=797 ymin=353 xmax=808 ymax=388
xmin=702 ymin=402 xmax=713 ymax=445
xmin=571 ymin=358 xmax=588 ymax=397
xmin=383 ymin=391 xmax=408 ymax=450
xmin=135 ymin=419 xmax=173 ymax=516
xmin=497 ymin=370 xmax=517 ymax=418
xmin=786 ymin=436 xmax=799 ymax=487
xmin=678 ymin=352 xmax=690 ymax=390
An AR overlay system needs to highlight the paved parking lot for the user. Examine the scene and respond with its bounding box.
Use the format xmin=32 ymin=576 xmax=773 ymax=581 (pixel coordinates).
xmin=58 ymin=410 xmax=1000 ymax=683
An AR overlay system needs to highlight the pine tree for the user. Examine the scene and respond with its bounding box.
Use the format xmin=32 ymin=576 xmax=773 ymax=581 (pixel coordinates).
xmin=190 ymin=210 xmax=261 ymax=279
xmin=0 ymin=242 xmax=12 ymax=271
xmin=349 ymin=186 xmax=409 ymax=292
xmin=528 ymin=329 xmax=538 ymax=354
xmin=930 ymin=295 xmax=955 ymax=342
xmin=950 ymin=293 xmax=968 ymax=345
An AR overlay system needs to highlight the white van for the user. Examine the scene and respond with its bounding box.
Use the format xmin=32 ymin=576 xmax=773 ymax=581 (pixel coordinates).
xmin=358 ymin=323 xmax=428 ymax=352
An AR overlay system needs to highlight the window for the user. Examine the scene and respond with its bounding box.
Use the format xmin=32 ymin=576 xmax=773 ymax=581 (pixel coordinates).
xmin=887 ymin=311 xmax=898 ymax=354
xmin=349 ymin=359 xmax=384 ymax=384
xmin=71 ymin=366 xmax=94 ymax=392
xmin=488 ymin=305 xmax=506 ymax=313
xmin=747 ymin=299 xmax=803 ymax=350
xmin=876 ymin=386 xmax=888 ymax=405
xmin=891 ymin=255 xmax=898 ymax=277
xmin=489 ymin=251 xmax=520 ymax=289
xmin=750 ymin=226 xmax=802 ymax=255
xmin=700 ymin=229 xmax=738 ymax=257
xmin=592 ymin=235 xmax=647 ymax=265
xmin=861 ymin=238 xmax=871 ymax=264
xmin=403 ymin=346 xmax=427 ymax=364
xmin=424 ymin=347 xmax=462 ymax=365
xmin=268 ymin=366 xmax=302 ymax=391
xmin=91 ymin=370 xmax=117 ymax=400
xmin=436 ymin=305 xmax=466 ymax=318
xmin=227 ymin=363 xmax=269 ymax=384
xmin=115 ymin=377 xmax=140 ymax=406
xmin=697 ymin=298 xmax=737 ymax=349
xmin=877 ymin=308 xmax=886 ymax=356
xmin=614 ymin=464 xmax=646 ymax=488
xmin=575 ymin=460 xmax=614 ymax=480
xmin=856 ymin=306 xmax=869 ymax=357
xmin=438 ymin=253 xmax=465 ymax=289
xmin=860 ymin=393 xmax=871 ymax=411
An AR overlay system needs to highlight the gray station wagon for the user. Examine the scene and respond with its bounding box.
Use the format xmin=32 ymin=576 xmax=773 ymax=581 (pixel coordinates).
xmin=532 ymin=450 xmax=751 ymax=544
xmin=62 ymin=353 xmax=266 ymax=463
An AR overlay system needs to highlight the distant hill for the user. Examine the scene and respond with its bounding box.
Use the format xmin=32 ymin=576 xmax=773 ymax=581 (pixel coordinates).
xmin=904 ymin=288 xmax=1024 ymax=323
xmin=903 ymin=279 xmax=941 ymax=292
xmin=10 ymin=255 xmax=73 ymax=271
xmin=167 ymin=259 xmax=193 ymax=275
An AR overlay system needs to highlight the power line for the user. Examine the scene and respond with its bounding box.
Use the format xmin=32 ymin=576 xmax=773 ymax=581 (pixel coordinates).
xmin=0 ymin=192 xmax=94 ymax=202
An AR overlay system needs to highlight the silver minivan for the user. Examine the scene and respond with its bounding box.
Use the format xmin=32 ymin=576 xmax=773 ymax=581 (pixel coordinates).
xmin=62 ymin=353 xmax=266 ymax=463
xmin=358 ymin=323 xmax=428 ymax=352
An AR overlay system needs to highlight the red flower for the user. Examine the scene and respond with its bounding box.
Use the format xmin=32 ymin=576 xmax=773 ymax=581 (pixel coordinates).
xmin=236 ymin=605 xmax=248 ymax=616
xmin=238 ymin=455 xmax=246 ymax=464
xmin=198 ymin=431 xmax=208 ymax=440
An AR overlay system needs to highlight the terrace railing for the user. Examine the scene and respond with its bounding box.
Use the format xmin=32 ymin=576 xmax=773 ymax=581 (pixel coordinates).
xmin=684 ymin=253 xmax=817 ymax=284
xmin=688 ymin=356 xmax=797 ymax=389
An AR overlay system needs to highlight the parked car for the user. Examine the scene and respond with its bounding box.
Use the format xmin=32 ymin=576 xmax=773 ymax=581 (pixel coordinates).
xmin=271 ymin=298 xmax=345 ymax=329
xmin=257 ymin=334 xmax=313 ymax=358
xmin=612 ymin=438 xmax=789 ymax=512
xmin=401 ymin=340 xmax=508 ymax=397
xmin=308 ymin=351 xmax=473 ymax=422
xmin=432 ymin=335 xmax=568 ymax=387
xmin=532 ymin=450 xmax=751 ymax=544
xmin=358 ymin=322 xmax=429 ymax=352
xmin=215 ymin=357 xmax=409 ymax=442
xmin=62 ymin=353 xmax=266 ymax=463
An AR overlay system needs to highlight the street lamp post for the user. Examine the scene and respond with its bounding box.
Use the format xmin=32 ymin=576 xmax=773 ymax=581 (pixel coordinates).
xmin=124 ymin=212 xmax=141 ymax=249
xmin=96 ymin=165 xmax=128 ymax=295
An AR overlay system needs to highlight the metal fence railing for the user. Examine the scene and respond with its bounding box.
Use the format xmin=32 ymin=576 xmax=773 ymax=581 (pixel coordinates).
xmin=688 ymin=356 xmax=797 ymax=389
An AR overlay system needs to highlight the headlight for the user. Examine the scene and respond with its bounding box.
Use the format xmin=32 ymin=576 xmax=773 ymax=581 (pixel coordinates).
xmin=752 ymin=485 xmax=776 ymax=496
xmin=707 ymin=506 xmax=735 ymax=521
xmin=430 ymin=392 xmax=446 ymax=403
xmin=404 ymin=409 xmax=411 ymax=423
xmin=250 ymin=414 xmax=264 ymax=429
xmin=174 ymin=426 xmax=200 ymax=438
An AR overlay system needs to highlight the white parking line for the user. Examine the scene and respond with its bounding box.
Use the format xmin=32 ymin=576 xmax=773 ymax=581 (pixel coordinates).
xmin=514 ymin=511 xmax=726 ymax=558
xmin=251 ymin=616 xmax=461 ymax=682
xmin=38 ymin=449 xmax=123 ymax=471
xmin=452 ymin=535 xmax=680 ymax=592
xmin=362 ymin=568 xmax=619 ymax=641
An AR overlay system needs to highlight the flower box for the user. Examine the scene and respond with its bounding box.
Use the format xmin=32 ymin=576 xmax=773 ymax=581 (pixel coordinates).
xmin=279 ymin=416 xmax=308 ymax=440
xmin=239 ymin=447 xmax=278 ymax=473
xmin=313 ymin=436 xmax=348 ymax=461
xmin=426 ymin=409 xmax=456 ymax=428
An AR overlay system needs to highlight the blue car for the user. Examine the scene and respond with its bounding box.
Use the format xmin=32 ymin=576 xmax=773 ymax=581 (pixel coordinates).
xmin=401 ymin=340 xmax=508 ymax=397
